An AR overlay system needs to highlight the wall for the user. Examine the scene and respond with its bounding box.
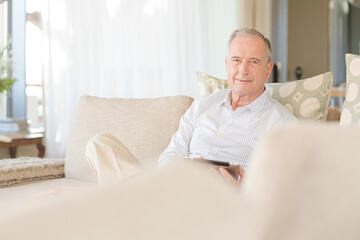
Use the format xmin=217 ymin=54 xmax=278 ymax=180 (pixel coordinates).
xmin=271 ymin=0 xmax=288 ymax=83
xmin=288 ymin=0 xmax=329 ymax=81
xmin=350 ymin=4 xmax=360 ymax=54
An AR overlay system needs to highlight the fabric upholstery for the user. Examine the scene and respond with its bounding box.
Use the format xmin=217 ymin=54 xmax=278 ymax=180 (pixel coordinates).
xmin=197 ymin=71 xmax=333 ymax=121
xmin=65 ymin=95 xmax=194 ymax=182
xmin=0 ymin=178 xmax=95 ymax=219
xmin=340 ymin=53 xmax=360 ymax=125
xmin=0 ymin=162 xmax=245 ymax=240
xmin=241 ymin=123 xmax=360 ymax=240
xmin=2 ymin=124 xmax=360 ymax=239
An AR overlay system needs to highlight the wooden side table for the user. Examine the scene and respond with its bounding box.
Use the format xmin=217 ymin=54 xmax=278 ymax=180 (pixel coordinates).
xmin=331 ymin=88 xmax=346 ymax=98
xmin=330 ymin=87 xmax=346 ymax=110
xmin=0 ymin=132 xmax=45 ymax=158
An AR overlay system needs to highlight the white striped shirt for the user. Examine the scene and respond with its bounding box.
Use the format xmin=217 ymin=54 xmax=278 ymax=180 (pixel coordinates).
xmin=158 ymin=89 xmax=296 ymax=169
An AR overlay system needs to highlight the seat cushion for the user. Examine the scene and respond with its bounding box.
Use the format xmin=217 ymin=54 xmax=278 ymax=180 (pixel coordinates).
xmin=65 ymin=95 xmax=194 ymax=182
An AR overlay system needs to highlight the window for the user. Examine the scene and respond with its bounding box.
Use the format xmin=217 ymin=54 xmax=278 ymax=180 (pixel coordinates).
xmin=0 ymin=0 xmax=11 ymax=119
xmin=0 ymin=1 xmax=10 ymax=46
xmin=2 ymin=0 xmax=43 ymax=129
xmin=26 ymin=0 xmax=43 ymax=129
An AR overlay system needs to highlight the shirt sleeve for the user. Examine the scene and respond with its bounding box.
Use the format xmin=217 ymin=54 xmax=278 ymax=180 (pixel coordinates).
xmin=158 ymin=98 xmax=200 ymax=167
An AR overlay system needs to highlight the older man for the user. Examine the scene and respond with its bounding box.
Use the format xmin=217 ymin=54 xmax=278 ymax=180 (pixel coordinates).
xmin=86 ymin=28 xmax=296 ymax=184
xmin=158 ymin=28 xmax=296 ymax=181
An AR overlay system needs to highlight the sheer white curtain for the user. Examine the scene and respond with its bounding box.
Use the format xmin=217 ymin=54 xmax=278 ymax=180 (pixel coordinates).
xmin=238 ymin=0 xmax=273 ymax=40
xmin=41 ymin=0 xmax=239 ymax=158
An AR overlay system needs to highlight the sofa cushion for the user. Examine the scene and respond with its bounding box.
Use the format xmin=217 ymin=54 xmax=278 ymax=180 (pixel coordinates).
xmin=65 ymin=95 xmax=194 ymax=183
xmin=197 ymin=71 xmax=333 ymax=121
xmin=340 ymin=53 xmax=360 ymax=125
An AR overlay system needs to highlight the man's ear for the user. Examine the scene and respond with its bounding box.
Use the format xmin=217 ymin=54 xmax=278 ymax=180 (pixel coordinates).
xmin=265 ymin=61 xmax=274 ymax=82
xmin=225 ymin=58 xmax=228 ymax=72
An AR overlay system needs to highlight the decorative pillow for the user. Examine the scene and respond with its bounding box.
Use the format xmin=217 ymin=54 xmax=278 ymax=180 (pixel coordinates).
xmin=197 ymin=71 xmax=333 ymax=121
xmin=197 ymin=72 xmax=229 ymax=96
xmin=340 ymin=54 xmax=360 ymax=126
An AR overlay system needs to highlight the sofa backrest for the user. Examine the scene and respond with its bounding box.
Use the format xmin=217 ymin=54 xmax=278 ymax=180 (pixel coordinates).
xmin=65 ymin=95 xmax=194 ymax=182
xmin=65 ymin=94 xmax=340 ymax=183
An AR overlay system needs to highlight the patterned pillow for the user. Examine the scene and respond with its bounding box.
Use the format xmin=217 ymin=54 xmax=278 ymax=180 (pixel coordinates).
xmin=197 ymin=71 xmax=333 ymax=121
xmin=340 ymin=54 xmax=360 ymax=125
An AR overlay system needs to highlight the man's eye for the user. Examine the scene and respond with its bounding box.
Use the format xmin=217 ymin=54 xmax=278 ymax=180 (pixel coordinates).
xmin=232 ymin=59 xmax=240 ymax=63
xmin=251 ymin=60 xmax=259 ymax=64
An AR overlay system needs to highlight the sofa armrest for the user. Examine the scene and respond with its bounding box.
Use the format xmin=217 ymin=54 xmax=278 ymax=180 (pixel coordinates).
xmin=242 ymin=123 xmax=360 ymax=239
xmin=0 ymin=157 xmax=64 ymax=187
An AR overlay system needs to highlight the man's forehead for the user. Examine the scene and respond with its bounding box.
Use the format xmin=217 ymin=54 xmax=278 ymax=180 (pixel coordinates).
xmin=228 ymin=36 xmax=266 ymax=57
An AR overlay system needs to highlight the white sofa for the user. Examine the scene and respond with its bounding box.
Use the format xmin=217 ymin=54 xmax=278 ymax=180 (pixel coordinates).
xmin=0 ymin=95 xmax=194 ymax=212
xmin=2 ymin=94 xmax=359 ymax=240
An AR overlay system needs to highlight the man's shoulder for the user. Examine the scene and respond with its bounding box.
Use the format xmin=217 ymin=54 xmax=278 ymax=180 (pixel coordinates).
xmin=197 ymin=89 xmax=230 ymax=105
xmin=190 ymin=89 xmax=230 ymax=115
xmin=202 ymin=89 xmax=230 ymax=99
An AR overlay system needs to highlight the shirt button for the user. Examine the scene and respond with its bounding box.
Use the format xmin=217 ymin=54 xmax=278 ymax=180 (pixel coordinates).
xmin=229 ymin=118 xmax=233 ymax=123
xmin=217 ymin=132 xmax=221 ymax=137
xmin=208 ymin=155 xmax=213 ymax=160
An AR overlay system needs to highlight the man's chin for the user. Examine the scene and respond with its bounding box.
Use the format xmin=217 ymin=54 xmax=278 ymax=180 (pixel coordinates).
xmin=231 ymin=83 xmax=252 ymax=92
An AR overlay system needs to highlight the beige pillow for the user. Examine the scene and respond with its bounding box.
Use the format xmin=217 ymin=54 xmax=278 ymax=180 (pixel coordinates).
xmin=65 ymin=95 xmax=194 ymax=183
xmin=197 ymin=72 xmax=333 ymax=121
xmin=340 ymin=54 xmax=360 ymax=125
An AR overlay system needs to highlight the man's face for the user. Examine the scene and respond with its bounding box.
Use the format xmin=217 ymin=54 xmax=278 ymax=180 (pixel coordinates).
xmin=225 ymin=36 xmax=273 ymax=102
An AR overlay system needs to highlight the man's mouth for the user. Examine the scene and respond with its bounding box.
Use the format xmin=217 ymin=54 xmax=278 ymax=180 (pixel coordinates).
xmin=235 ymin=78 xmax=252 ymax=83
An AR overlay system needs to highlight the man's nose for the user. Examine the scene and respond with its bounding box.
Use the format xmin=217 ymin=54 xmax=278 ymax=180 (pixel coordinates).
xmin=238 ymin=61 xmax=249 ymax=74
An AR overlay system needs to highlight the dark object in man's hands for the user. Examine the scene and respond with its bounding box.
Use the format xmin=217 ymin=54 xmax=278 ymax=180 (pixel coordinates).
xmin=184 ymin=157 xmax=241 ymax=180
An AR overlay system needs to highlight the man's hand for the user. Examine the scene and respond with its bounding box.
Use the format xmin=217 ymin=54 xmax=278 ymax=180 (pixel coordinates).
xmin=208 ymin=165 xmax=245 ymax=187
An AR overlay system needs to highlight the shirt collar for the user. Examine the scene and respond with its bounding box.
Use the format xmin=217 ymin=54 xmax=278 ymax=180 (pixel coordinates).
xmin=219 ymin=89 xmax=232 ymax=108
xmin=246 ymin=89 xmax=268 ymax=114
xmin=219 ymin=88 xmax=269 ymax=114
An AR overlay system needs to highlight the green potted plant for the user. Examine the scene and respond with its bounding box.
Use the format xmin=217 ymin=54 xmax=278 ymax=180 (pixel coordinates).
xmin=0 ymin=42 xmax=16 ymax=119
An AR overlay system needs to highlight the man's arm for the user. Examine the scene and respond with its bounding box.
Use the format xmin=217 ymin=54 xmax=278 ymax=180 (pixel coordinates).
xmin=158 ymin=99 xmax=200 ymax=167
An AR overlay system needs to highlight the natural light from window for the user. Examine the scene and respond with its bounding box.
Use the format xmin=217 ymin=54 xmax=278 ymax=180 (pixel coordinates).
xmin=0 ymin=1 xmax=8 ymax=46
xmin=26 ymin=0 xmax=43 ymax=129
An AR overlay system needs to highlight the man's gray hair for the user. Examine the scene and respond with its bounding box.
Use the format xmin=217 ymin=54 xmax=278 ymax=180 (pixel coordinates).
xmin=226 ymin=28 xmax=272 ymax=64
